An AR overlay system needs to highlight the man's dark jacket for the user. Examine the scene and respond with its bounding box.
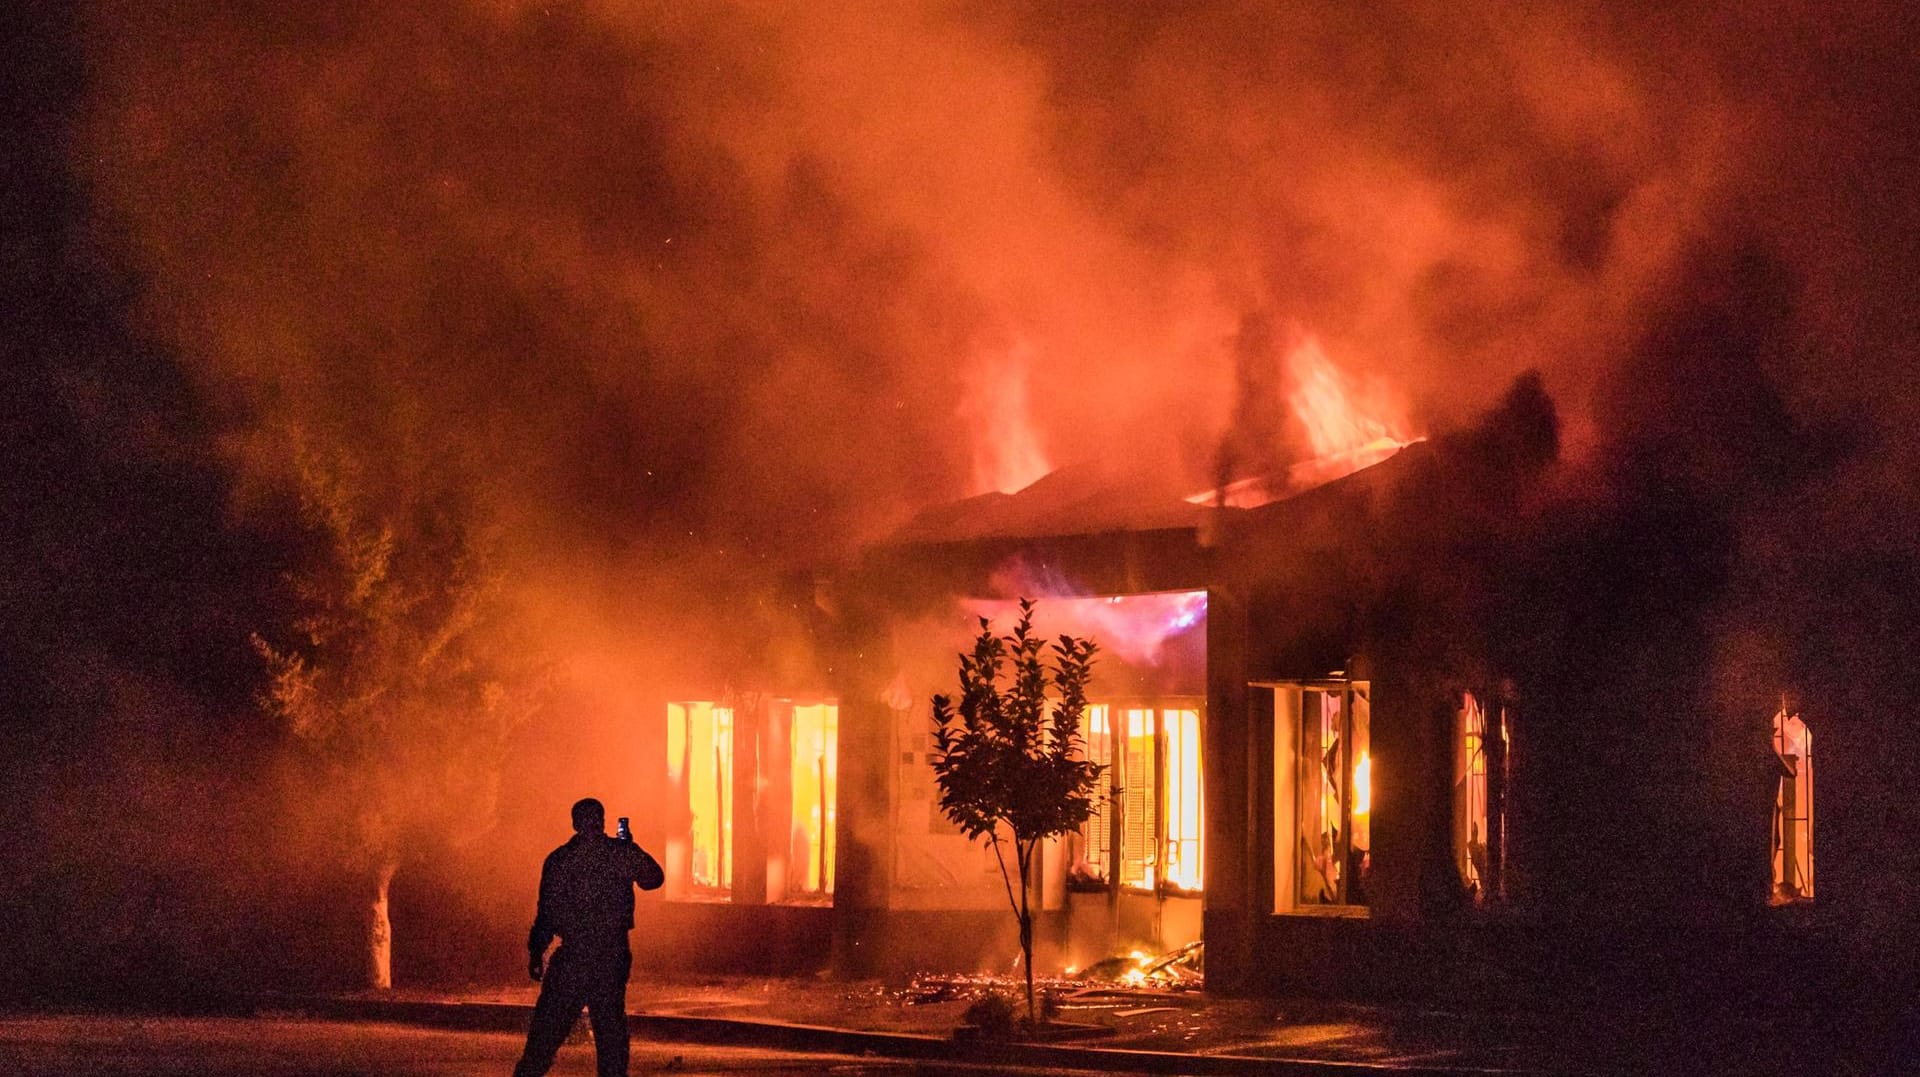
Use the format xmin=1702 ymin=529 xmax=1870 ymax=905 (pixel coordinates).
xmin=528 ymin=833 xmax=665 ymax=956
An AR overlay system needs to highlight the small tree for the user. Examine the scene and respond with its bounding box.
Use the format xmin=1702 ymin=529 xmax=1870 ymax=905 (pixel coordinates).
xmin=930 ymin=599 xmax=1101 ymax=1024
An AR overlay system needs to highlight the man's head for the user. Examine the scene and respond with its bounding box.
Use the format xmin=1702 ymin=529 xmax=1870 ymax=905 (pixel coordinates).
xmin=571 ymin=797 xmax=606 ymax=835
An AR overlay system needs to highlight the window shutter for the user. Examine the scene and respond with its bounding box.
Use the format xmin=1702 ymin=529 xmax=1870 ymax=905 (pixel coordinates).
xmin=1121 ymin=710 xmax=1157 ymax=887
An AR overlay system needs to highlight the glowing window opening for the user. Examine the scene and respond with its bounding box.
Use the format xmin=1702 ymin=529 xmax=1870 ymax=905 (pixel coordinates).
xmin=1163 ymin=708 xmax=1205 ymax=893
xmin=789 ymin=702 xmax=838 ymax=897
xmin=1452 ymin=691 xmax=1510 ymax=904
xmin=1079 ymin=701 xmax=1204 ymax=895
xmin=667 ymin=701 xmax=733 ymax=892
xmin=1270 ymin=680 xmax=1371 ymax=912
xmin=1078 ymin=705 xmax=1114 ymax=882
xmin=1770 ymin=708 xmax=1813 ymax=905
xmin=1120 ymin=707 xmax=1160 ymax=890
xmin=1455 ymin=693 xmax=1488 ymax=900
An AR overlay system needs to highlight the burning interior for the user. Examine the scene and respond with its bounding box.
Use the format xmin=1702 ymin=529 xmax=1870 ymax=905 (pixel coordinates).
xmin=1454 ymin=691 xmax=1508 ymax=905
xmin=663 ymin=698 xmax=838 ymax=904
xmin=1076 ymin=700 xmax=1207 ymax=894
xmin=1268 ymin=680 xmax=1372 ymax=912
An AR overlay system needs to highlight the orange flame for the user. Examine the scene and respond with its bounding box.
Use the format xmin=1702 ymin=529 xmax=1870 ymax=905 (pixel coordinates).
xmin=966 ymin=341 xmax=1051 ymax=495
xmin=1189 ymin=332 xmax=1417 ymax=508
xmin=1285 ymin=334 xmax=1413 ymax=466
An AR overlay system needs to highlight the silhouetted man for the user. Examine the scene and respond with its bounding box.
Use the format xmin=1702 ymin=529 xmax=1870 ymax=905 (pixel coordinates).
xmin=513 ymin=797 xmax=665 ymax=1077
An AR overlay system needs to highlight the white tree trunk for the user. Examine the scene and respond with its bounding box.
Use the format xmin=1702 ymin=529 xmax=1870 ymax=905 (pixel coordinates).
xmin=368 ymin=862 xmax=396 ymax=990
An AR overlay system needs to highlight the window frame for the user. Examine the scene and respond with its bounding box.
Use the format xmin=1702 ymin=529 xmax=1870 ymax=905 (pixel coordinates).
xmin=1074 ymin=704 xmax=1115 ymax=887
xmin=1264 ymin=679 xmax=1372 ymax=915
xmin=780 ymin=698 xmax=839 ymax=902
xmin=1078 ymin=697 xmax=1205 ymax=898
xmin=667 ymin=700 xmax=736 ymax=898
xmin=1453 ymin=691 xmax=1510 ymax=905
xmin=1770 ymin=708 xmax=1813 ymax=906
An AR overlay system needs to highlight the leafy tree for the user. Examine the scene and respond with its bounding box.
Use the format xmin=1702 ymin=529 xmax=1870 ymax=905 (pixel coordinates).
xmin=252 ymin=442 xmax=544 ymax=989
xmin=930 ymin=599 xmax=1101 ymax=1023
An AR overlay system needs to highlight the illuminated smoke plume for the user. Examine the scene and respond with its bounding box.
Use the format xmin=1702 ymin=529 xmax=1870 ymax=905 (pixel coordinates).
xmin=961 ymin=558 xmax=1205 ymax=667
xmin=961 ymin=591 xmax=1207 ymax=668
xmin=79 ymin=0 xmax=1914 ymax=567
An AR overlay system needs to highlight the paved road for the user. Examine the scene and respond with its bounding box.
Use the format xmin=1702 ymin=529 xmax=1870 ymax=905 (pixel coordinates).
xmin=0 ymin=1015 xmax=1090 ymax=1077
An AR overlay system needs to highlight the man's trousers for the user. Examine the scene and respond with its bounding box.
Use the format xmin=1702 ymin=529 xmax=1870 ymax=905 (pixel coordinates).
xmin=513 ymin=941 xmax=632 ymax=1077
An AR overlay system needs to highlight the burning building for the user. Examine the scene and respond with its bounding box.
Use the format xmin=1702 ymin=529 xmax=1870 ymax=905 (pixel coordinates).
xmin=622 ymin=361 xmax=1832 ymax=1003
xmin=801 ymin=371 xmax=1544 ymax=994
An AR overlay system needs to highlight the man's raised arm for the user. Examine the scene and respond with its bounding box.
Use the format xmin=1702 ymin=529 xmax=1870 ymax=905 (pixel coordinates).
xmin=628 ymin=843 xmax=665 ymax=892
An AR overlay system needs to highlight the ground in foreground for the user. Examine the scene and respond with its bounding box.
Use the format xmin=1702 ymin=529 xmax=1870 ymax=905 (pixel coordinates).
xmin=0 ymin=1014 xmax=1098 ymax=1077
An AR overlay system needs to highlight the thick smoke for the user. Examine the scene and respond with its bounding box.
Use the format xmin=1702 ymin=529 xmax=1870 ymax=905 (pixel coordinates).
xmin=77 ymin=1 xmax=1919 ymax=525
xmin=35 ymin=0 xmax=1920 ymax=989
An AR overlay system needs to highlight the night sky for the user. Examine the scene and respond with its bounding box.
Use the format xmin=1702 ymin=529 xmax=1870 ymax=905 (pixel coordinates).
xmin=6 ymin=0 xmax=1920 ymax=1003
